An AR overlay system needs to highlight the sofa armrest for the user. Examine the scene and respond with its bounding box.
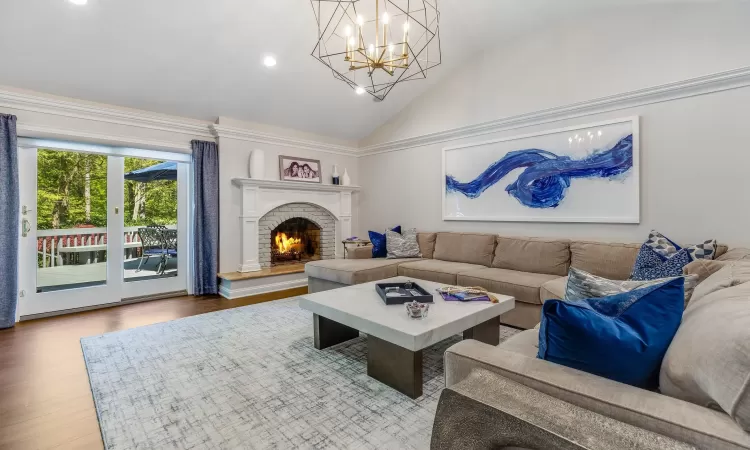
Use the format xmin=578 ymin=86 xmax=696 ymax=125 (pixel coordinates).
xmin=432 ymin=369 xmax=693 ymax=450
xmin=445 ymin=340 xmax=750 ymax=450
xmin=346 ymin=245 xmax=374 ymax=259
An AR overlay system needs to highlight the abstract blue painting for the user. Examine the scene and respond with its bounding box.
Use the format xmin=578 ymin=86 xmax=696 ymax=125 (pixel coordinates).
xmin=442 ymin=118 xmax=639 ymax=223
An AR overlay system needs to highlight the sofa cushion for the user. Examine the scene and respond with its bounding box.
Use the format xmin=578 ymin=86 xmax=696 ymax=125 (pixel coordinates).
xmin=660 ymin=262 xmax=750 ymax=432
xmin=457 ymin=268 xmax=560 ymax=305
xmin=570 ymin=241 xmax=640 ymax=280
xmin=417 ymin=232 xmax=437 ymax=259
xmin=346 ymin=244 xmax=374 ymax=259
xmin=499 ymin=302 xmax=542 ymax=330
xmin=492 ymin=236 xmax=570 ymax=276
xmin=684 ymin=259 xmax=735 ymax=284
xmin=717 ymin=247 xmax=750 ymax=262
xmin=305 ymin=258 xmax=411 ymax=285
xmin=498 ymin=329 xmax=539 ymax=357
xmin=397 ymin=259 xmax=486 ymax=285
xmin=433 ymin=232 xmax=495 ymax=266
xmin=540 ymin=276 xmax=567 ymax=302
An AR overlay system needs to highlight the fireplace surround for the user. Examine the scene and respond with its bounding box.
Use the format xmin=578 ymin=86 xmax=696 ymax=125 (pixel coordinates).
xmin=231 ymin=178 xmax=358 ymax=272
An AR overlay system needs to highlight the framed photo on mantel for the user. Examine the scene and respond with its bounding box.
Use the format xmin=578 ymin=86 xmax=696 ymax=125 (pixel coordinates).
xmin=278 ymin=156 xmax=322 ymax=183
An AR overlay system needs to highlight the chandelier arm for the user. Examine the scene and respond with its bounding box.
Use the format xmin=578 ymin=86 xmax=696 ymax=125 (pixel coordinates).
xmin=384 ymin=1 xmax=433 ymax=38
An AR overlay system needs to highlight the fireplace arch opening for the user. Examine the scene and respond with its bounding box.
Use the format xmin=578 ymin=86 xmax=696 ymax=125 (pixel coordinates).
xmin=271 ymin=217 xmax=321 ymax=266
xmin=258 ymin=202 xmax=336 ymax=269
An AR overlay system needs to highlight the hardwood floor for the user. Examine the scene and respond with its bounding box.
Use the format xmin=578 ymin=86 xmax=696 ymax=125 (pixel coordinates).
xmin=0 ymin=287 xmax=307 ymax=450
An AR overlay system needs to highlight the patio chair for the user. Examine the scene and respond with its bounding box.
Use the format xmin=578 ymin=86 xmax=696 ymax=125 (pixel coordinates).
xmin=159 ymin=229 xmax=178 ymax=275
xmin=136 ymin=227 xmax=166 ymax=272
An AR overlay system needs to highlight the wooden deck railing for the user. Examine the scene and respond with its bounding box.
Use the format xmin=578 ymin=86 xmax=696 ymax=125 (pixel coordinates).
xmin=37 ymin=225 xmax=177 ymax=268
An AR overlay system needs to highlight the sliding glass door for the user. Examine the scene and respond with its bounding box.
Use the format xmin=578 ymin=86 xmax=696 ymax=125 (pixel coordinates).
xmin=121 ymin=155 xmax=189 ymax=299
xmin=17 ymin=141 xmax=190 ymax=317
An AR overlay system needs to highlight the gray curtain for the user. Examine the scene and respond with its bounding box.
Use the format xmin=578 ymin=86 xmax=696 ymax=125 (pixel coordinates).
xmin=0 ymin=114 xmax=19 ymax=328
xmin=192 ymin=140 xmax=219 ymax=295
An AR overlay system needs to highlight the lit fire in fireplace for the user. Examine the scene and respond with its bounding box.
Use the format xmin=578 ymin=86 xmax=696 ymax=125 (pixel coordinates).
xmin=275 ymin=232 xmax=301 ymax=254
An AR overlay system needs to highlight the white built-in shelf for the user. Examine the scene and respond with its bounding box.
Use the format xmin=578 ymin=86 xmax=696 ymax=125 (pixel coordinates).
xmin=231 ymin=178 xmax=361 ymax=192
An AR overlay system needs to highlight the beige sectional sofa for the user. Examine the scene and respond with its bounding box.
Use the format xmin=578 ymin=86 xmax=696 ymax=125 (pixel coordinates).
xmin=306 ymin=231 xmax=728 ymax=329
xmin=433 ymin=257 xmax=750 ymax=449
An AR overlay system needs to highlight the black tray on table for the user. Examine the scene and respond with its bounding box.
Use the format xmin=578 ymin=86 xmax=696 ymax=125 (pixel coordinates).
xmin=375 ymin=281 xmax=434 ymax=305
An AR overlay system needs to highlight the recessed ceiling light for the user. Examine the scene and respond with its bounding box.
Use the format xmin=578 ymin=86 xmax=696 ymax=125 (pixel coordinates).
xmin=263 ymin=56 xmax=277 ymax=67
xmin=69 ymin=0 xmax=88 ymax=5
xmin=355 ymin=87 xmax=365 ymax=95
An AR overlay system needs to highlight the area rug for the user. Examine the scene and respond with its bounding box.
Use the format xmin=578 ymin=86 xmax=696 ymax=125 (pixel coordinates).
xmin=81 ymin=298 xmax=520 ymax=449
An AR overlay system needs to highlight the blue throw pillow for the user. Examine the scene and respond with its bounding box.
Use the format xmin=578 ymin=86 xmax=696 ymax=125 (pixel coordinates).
xmin=630 ymin=244 xmax=691 ymax=280
xmin=368 ymin=226 xmax=401 ymax=258
xmin=538 ymin=277 xmax=684 ymax=389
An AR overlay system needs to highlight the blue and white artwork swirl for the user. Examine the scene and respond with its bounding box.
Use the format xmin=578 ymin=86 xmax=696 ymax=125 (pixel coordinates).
xmin=446 ymin=134 xmax=633 ymax=209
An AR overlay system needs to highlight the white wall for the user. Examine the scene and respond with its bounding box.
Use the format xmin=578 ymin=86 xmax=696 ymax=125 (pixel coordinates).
xmin=217 ymin=117 xmax=360 ymax=273
xmin=357 ymin=3 xmax=750 ymax=248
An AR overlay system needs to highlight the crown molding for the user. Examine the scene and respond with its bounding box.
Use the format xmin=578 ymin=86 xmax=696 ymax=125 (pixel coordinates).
xmin=16 ymin=124 xmax=193 ymax=152
xmin=6 ymin=66 xmax=750 ymax=158
xmin=0 ymin=88 xmax=214 ymax=138
xmin=210 ymin=124 xmax=360 ymax=156
xmin=358 ymin=66 xmax=750 ymax=156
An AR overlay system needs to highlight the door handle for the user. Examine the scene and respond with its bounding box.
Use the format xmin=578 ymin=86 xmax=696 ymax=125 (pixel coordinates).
xmin=21 ymin=218 xmax=31 ymax=237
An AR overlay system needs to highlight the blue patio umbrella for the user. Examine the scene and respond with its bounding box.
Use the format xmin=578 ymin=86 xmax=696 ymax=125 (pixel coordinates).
xmin=124 ymin=161 xmax=177 ymax=182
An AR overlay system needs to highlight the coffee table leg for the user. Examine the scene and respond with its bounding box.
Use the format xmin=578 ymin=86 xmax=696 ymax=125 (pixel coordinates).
xmin=463 ymin=316 xmax=500 ymax=346
xmin=314 ymin=314 xmax=360 ymax=350
xmin=367 ymin=335 xmax=423 ymax=399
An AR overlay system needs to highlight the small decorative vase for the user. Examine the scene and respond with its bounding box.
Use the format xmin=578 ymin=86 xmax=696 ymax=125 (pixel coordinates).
xmin=332 ymin=164 xmax=340 ymax=185
xmin=342 ymin=168 xmax=351 ymax=186
xmin=248 ymin=149 xmax=265 ymax=179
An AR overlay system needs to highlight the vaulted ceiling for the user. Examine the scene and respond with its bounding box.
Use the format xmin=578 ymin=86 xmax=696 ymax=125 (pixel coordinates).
xmin=0 ymin=0 xmax=708 ymax=141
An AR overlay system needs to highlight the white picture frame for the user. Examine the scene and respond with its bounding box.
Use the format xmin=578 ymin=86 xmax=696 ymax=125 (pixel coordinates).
xmin=442 ymin=116 xmax=640 ymax=223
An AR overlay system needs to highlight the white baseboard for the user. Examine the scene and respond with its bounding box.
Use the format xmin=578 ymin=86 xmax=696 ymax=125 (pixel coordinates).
xmin=219 ymin=275 xmax=308 ymax=300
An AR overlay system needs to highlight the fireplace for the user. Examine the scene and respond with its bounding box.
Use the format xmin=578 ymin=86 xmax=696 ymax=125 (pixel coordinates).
xmin=256 ymin=202 xmax=338 ymax=269
xmin=270 ymin=218 xmax=322 ymax=266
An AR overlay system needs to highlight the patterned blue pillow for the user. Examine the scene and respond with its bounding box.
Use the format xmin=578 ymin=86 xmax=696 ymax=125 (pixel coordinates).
xmin=630 ymin=244 xmax=691 ymax=281
xmin=645 ymin=229 xmax=717 ymax=261
xmin=368 ymin=226 xmax=401 ymax=258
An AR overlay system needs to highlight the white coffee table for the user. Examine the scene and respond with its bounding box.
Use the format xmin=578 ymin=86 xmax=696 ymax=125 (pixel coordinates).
xmin=298 ymin=276 xmax=515 ymax=398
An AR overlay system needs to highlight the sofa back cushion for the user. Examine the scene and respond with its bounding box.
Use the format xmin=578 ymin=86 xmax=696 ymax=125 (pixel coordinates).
xmin=492 ymin=236 xmax=570 ymax=276
xmin=717 ymin=247 xmax=750 ymax=261
xmin=433 ymin=232 xmax=495 ymax=266
xmin=417 ymin=232 xmax=437 ymax=259
xmin=660 ymin=262 xmax=750 ymax=432
xmin=570 ymin=241 xmax=640 ymax=280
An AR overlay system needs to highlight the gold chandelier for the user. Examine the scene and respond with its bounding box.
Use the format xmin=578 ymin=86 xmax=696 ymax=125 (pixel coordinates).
xmin=310 ymin=0 xmax=441 ymax=101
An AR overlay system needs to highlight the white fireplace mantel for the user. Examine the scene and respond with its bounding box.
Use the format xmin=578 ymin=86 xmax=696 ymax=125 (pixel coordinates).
xmin=231 ymin=178 xmax=360 ymax=272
